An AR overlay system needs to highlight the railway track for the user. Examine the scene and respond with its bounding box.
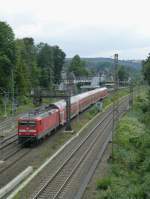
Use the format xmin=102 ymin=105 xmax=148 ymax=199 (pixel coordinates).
xmin=0 ymin=89 xmax=129 ymax=139
xmin=0 ymin=140 xmax=26 ymax=162
xmin=0 ymin=95 xmax=128 ymax=161
xmin=0 ymin=92 xmax=120 ymax=163
xmin=0 ymin=134 xmax=36 ymax=175
xmin=28 ymin=96 xmax=129 ymax=199
xmin=0 ymin=95 xmax=129 ymax=197
xmin=0 ymin=145 xmax=31 ymax=189
xmin=0 ymin=134 xmax=17 ymax=148
xmin=0 ymin=131 xmax=34 ymax=161
xmin=0 ymin=134 xmax=19 ymax=165
xmin=32 ymin=111 xmax=113 ymax=199
xmin=0 ymin=117 xmax=18 ymax=138
xmin=0 ymin=100 xmax=112 ymax=189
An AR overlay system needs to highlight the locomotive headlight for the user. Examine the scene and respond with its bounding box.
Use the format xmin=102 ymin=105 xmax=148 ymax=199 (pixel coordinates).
xmin=29 ymin=130 xmax=36 ymax=132
xmin=19 ymin=129 xmax=26 ymax=132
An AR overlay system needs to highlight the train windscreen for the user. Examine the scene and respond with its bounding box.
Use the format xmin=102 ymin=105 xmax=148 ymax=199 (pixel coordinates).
xmin=19 ymin=121 xmax=36 ymax=127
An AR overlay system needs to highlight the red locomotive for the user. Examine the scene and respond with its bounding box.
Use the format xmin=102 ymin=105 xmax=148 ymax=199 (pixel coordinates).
xmin=17 ymin=87 xmax=108 ymax=143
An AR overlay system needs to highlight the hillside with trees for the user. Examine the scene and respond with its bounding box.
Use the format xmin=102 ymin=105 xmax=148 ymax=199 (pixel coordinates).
xmin=65 ymin=57 xmax=141 ymax=82
xmin=65 ymin=57 xmax=141 ymax=71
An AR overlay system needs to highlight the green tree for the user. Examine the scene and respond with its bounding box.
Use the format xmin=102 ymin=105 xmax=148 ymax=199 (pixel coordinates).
xmin=118 ymin=65 xmax=129 ymax=81
xmin=37 ymin=43 xmax=54 ymax=88
xmin=14 ymin=38 xmax=40 ymax=96
xmin=69 ymin=55 xmax=89 ymax=76
xmin=14 ymin=39 xmax=31 ymax=95
xmin=0 ymin=21 xmax=67 ymax=102
xmin=53 ymin=45 xmax=66 ymax=84
xmin=23 ymin=38 xmax=40 ymax=87
xmin=0 ymin=21 xmax=15 ymax=90
xmin=143 ymin=54 xmax=150 ymax=85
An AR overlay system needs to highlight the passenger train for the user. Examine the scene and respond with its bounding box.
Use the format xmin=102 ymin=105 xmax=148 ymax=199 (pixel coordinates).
xmin=17 ymin=87 xmax=108 ymax=143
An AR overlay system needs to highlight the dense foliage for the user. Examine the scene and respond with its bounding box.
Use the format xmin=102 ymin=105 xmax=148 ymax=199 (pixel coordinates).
xmin=96 ymin=91 xmax=150 ymax=199
xmin=143 ymin=54 xmax=150 ymax=85
xmin=0 ymin=21 xmax=66 ymax=103
xmin=0 ymin=21 xmax=15 ymax=90
xmin=118 ymin=65 xmax=129 ymax=81
xmin=69 ymin=54 xmax=89 ymax=76
xmin=37 ymin=43 xmax=66 ymax=87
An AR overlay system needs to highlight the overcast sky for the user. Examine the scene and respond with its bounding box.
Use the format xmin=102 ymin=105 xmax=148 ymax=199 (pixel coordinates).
xmin=1 ymin=0 xmax=150 ymax=59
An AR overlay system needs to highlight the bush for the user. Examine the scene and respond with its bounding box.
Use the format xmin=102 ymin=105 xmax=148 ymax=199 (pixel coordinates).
xmin=18 ymin=96 xmax=30 ymax=105
xmin=96 ymin=177 xmax=111 ymax=190
xmin=96 ymin=90 xmax=150 ymax=199
xmin=89 ymin=106 xmax=99 ymax=116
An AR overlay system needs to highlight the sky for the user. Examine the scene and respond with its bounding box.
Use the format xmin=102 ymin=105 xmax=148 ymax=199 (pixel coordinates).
xmin=0 ymin=0 xmax=150 ymax=59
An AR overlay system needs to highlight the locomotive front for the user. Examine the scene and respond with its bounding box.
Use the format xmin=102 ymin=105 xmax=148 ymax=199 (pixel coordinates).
xmin=17 ymin=117 xmax=39 ymax=143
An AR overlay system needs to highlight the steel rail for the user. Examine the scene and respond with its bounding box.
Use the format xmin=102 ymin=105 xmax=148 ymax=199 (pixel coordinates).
xmin=0 ymin=149 xmax=31 ymax=177
xmin=0 ymin=136 xmax=33 ymax=162
xmin=0 ymin=135 xmax=17 ymax=150
xmin=32 ymin=96 xmax=129 ymax=199
xmin=53 ymin=118 xmax=112 ymax=199
xmin=0 ymin=96 xmax=128 ymax=164
xmin=32 ymin=110 xmax=113 ymax=199
xmin=0 ymin=134 xmax=17 ymax=144
xmin=61 ymin=100 xmax=129 ymax=199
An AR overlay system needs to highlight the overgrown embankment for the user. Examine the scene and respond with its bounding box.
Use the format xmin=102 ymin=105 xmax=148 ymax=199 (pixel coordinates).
xmin=96 ymin=91 xmax=150 ymax=199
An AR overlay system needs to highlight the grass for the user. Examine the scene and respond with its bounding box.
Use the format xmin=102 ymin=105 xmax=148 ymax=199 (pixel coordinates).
xmin=96 ymin=177 xmax=111 ymax=190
